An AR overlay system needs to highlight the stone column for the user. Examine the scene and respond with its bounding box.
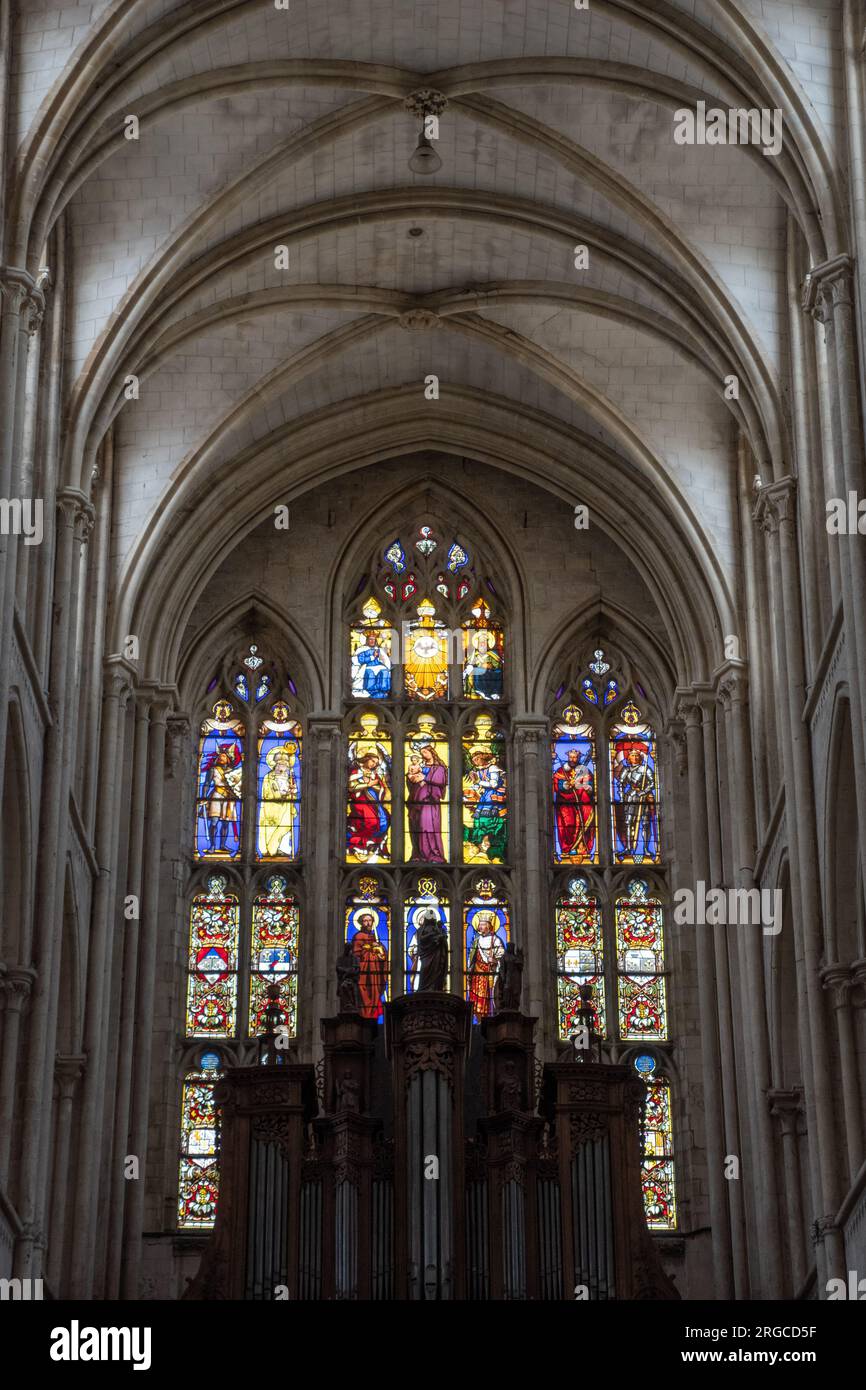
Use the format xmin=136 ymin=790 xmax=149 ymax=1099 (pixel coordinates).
xmin=307 ymin=715 xmax=342 ymax=1051
xmin=0 ymin=968 xmax=36 ymax=1185
xmin=69 ymin=665 xmax=132 ymax=1297
xmin=768 ymin=1088 xmax=806 ymax=1294
xmin=13 ymin=491 xmax=93 ymax=1284
xmin=46 ymin=1055 xmax=85 ymax=1291
xmin=677 ymin=693 xmax=734 ymax=1297
xmin=104 ymin=691 xmax=152 ymax=1298
xmin=716 ymin=663 xmax=784 ymax=1296
xmin=512 ymin=716 xmax=547 ymax=1049
xmin=120 ymin=696 xmax=171 ymax=1300
xmin=754 ymin=481 xmax=846 ymax=1287
xmin=820 ymin=964 xmax=863 ymax=1186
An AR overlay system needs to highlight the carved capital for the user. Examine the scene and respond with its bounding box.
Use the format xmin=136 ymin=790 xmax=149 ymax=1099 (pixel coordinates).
xmin=767 ymin=1087 xmax=803 ymax=1133
xmin=820 ymin=962 xmax=855 ymax=1005
xmin=753 ymin=477 xmax=796 ymax=535
xmin=55 ymin=1053 xmax=87 ymax=1098
xmin=714 ymin=661 xmax=749 ymax=709
xmin=802 ymin=254 xmax=855 ymax=322
xmin=1 ymin=966 xmax=37 ymax=1011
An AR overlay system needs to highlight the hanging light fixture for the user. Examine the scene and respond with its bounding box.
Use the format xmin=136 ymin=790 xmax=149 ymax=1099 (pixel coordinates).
xmin=405 ymin=89 xmax=448 ymax=175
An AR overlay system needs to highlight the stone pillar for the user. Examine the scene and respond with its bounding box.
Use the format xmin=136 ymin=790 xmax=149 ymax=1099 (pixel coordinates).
xmin=768 ymin=1088 xmax=806 ymax=1294
xmin=120 ymin=696 xmax=171 ymax=1300
xmin=677 ymin=692 xmax=734 ymax=1297
xmin=47 ymin=1055 xmax=85 ymax=1291
xmin=0 ymin=968 xmax=36 ymax=1185
xmin=512 ymin=716 xmax=547 ymax=1047
xmin=754 ymin=481 xmax=846 ymax=1287
xmin=820 ymin=964 xmax=863 ymax=1186
xmin=13 ymin=491 xmax=93 ymax=1284
xmin=69 ymin=665 xmax=132 ymax=1297
xmin=716 ymin=663 xmax=784 ymax=1296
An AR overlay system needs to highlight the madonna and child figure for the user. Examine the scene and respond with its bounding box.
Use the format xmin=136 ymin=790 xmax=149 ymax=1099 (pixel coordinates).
xmin=406 ymin=741 xmax=448 ymax=862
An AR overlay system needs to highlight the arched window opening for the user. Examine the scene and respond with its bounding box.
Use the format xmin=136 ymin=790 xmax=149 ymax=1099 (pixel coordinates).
xmin=177 ymin=1050 xmax=222 ymax=1231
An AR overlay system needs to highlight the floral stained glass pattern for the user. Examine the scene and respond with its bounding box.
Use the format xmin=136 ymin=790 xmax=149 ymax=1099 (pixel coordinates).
xmin=610 ymin=703 xmax=660 ymax=864
xmin=462 ymin=714 xmax=507 ymax=864
xmin=177 ymin=1054 xmax=221 ymax=1229
xmin=345 ymin=878 xmax=390 ymax=1022
xmin=347 ymin=714 xmax=392 ymax=864
xmin=552 ymin=707 xmax=597 ymax=864
xmin=616 ymin=879 xmax=667 ymax=1039
xmin=195 ymin=701 xmax=244 ymax=859
xmin=256 ymin=704 xmax=302 ymax=860
xmin=555 ymin=877 xmax=606 ymax=1039
xmin=248 ymin=877 xmax=299 ymax=1036
xmin=185 ymin=877 xmax=239 ymax=1036
xmin=634 ymin=1055 xmax=677 ymax=1230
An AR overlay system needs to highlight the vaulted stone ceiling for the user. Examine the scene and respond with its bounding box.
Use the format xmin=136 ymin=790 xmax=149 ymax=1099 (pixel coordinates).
xmin=10 ymin=0 xmax=843 ymax=676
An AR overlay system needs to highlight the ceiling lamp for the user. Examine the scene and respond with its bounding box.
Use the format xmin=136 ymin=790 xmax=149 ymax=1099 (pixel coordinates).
xmin=405 ymin=89 xmax=448 ymax=176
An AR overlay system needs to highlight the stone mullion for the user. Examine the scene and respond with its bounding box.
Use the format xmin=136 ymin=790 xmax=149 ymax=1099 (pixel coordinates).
xmin=755 ymin=481 xmax=845 ymax=1288
xmin=13 ymin=490 xmax=92 ymax=1285
xmin=717 ymin=663 xmax=785 ymax=1296
xmin=677 ymin=694 xmax=734 ymax=1297
xmin=512 ymin=716 xmax=547 ymax=1051
xmin=46 ymin=1055 xmax=86 ymax=1291
xmin=69 ymin=666 xmax=132 ymax=1297
xmin=120 ymin=698 xmax=171 ymax=1300
xmin=701 ymin=690 xmax=750 ymax=1297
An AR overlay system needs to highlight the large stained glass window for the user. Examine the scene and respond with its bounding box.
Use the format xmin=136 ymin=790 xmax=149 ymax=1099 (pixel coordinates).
xmin=195 ymin=701 xmax=244 ymax=859
xmin=177 ymin=1051 xmax=221 ymax=1229
xmin=555 ymin=877 xmax=605 ymax=1039
xmin=634 ymin=1054 xmax=677 ymax=1231
xmin=610 ymin=703 xmax=660 ymax=864
xmin=616 ymin=878 xmax=667 ymax=1040
xmin=464 ymin=879 xmax=509 ymax=1021
xmin=186 ymin=876 xmax=240 ymax=1036
xmin=552 ymin=707 xmax=597 ymax=865
xmin=347 ymin=713 xmax=392 ymax=864
xmin=257 ymin=704 xmax=302 ymax=860
xmin=462 ymin=714 xmax=507 ymax=865
xmin=345 ymin=878 xmax=390 ymax=1022
xmin=404 ymin=879 xmax=450 ymax=994
xmin=405 ymin=713 xmax=449 ymax=863
xmin=248 ymin=876 xmax=299 ymax=1036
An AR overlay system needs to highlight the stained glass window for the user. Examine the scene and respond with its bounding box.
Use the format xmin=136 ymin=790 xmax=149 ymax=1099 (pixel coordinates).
xmin=248 ymin=876 xmax=299 ymax=1036
xmin=404 ymin=598 xmax=450 ymax=700
xmin=634 ymin=1054 xmax=677 ymax=1230
xmin=195 ymin=700 xmax=244 ymax=859
xmin=462 ymin=598 xmax=504 ymax=701
xmin=350 ymin=597 xmax=393 ymax=699
xmin=404 ymin=879 xmax=449 ymax=993
xmin=256 ymin=703 xmax=302 ymax=860
xmin=616 ymin=878 xmax=667 ymax=1039
xmin=462 ymin=713 xmax=507 ymax=864
xmin=405 ymin=713 xmax=449 ymax=863
xmin=347 ymin=713 xmax=392 ymax=863
xmin=464 ymin=880 xmax=508 ymax=1022
xmin=610 ymin=703 xmax=660 ymax=864
xmin=177 ymin=1053 xmax=222 ymax=1229
xmin=186 ymin=876 xmax=239 ymax=1036
xmin=556 ymin=877 xmax=606 ymax=1039
xmin=552 ymin=707 xmax=597 ymax=864
xmin=345 ymin=878 xmax=390 ymax=1022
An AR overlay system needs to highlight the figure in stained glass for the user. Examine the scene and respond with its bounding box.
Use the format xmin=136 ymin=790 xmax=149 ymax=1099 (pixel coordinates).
xmin=257 ymin=703 xmax=302 ymax=859
xmin=404 ymin=883 xmax=449 ymax=993
xmin=195 ymin=700 xmax=244 ymax=858
xmin=462 ymin=713 xmax=507 ymax=864
xmin=462 ymin=598 xmax=504 ymax=701
xmin=346 ymin=881 xmax=390 ymax=1022
xmin=610 ymin=704 xmax=660 ymax=863
xmin=551 ymin=707 xmax=597 ymax=864
xmin=464 ymin=890 xmax=508 ymax=1021
xmin=350 ymin=598 xmax=392 ymax=699
xmin=404 ymin=598 xmax=449 ymax=700
xmin=405 ymin=714 xmax=449 ymax=862
xmin=346 ymin=714 xmax=391 ymax=863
